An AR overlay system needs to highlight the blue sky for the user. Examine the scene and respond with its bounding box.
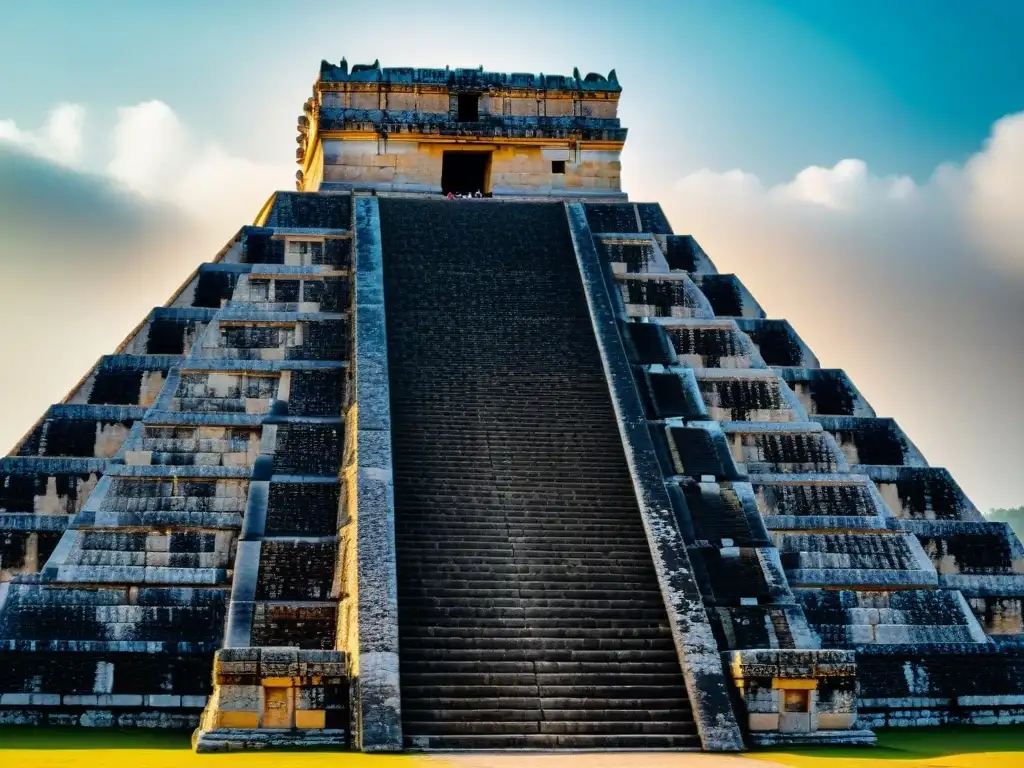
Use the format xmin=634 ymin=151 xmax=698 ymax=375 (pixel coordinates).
xmin=2 ymin=0 xmax=1022 ymax=183
xmin=0 ymin=0 xmax=1022 ymax=511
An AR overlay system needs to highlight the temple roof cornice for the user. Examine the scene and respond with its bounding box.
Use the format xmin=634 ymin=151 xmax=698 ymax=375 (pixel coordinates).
xmin=317 ymin=58 xmax=622 ymax=94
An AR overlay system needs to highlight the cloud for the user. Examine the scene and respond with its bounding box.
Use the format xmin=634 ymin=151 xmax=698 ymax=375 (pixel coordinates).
xmin=0 ymin=101 xmax=290 ymax=456
xmin=0 ymin=98 xmax=1020 ymax=514
xmin=0 ymin=143 xmax=202 ymax=457
xmin=0 ymin=144 xmax=183 ymax=242
xmin=961 ymin=112 xmax=1024 ymax=275
xmin=0 ymin=103 xmax=85 ymax=165
xmin=769 ymin=159 xmax=918 ymax=210
xmin=1 ymin=100 xmax=293 ymax=245
xmin=105 ymin=100 xmax=292 ymax=234
xmin=660 ymin=111 xmax=1024 ymax=512
xmin=106 ymin=100 xmax=190 ymax=198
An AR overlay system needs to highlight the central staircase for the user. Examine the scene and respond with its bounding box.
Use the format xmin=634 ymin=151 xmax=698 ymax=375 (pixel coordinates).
xmin=379 ymin=199 xmax=699 ymax=749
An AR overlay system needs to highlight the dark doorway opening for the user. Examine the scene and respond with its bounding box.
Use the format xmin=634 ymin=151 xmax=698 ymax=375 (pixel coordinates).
xmin=441 ymin=151 xmax=490 ymax=195
xmin=457 ymin=94 xmax=479 ymax=122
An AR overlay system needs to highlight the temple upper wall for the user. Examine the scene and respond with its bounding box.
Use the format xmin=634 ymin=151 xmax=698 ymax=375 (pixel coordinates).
xmin=294 ymin=59 xmax=626 ymax=199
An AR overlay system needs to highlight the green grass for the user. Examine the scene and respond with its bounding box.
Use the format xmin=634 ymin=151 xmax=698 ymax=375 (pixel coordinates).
xmin=753 ymin=725 xmax=1024 ymax=767
xmin=0 ymin=725 xmax=1022 ymax=768
xmin=0 ymin=728 xmax=424 ymax=767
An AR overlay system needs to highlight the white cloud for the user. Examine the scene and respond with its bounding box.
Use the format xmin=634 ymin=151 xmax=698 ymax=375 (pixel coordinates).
xmin=106 ymin=100 xmax=190 ymax=198
xmin=104 ymin=100 xmax=291 ymax=232
xmin=961 ymin=112 xmax=1024 ymax=275
xmin=767 ymin=158 xmax=920 ymax=211
xmin=1 ymin=98 xmax=1021 ymax=510
xmin=0 ymin=103 xmax=85 ymax=165
xmin=1 ymin=99 xmax=293 ymax=246
xmin=660 ymin=111 xmax=1024 ymax=513
xmin=0 ymin=100 xmax=293 ymax=458
xmin=669 ymin=112 xmax=1024 ymax=279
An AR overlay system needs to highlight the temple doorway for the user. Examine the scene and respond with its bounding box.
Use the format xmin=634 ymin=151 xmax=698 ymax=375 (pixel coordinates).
xmin=441 ymin=151 xmax=490 ymax=195
xmin=262 ymin=686 xmax=291 ymax=728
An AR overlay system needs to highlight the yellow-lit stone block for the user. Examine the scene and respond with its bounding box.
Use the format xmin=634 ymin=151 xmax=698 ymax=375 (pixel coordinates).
xmin=818 ymin=713 xmax=856 ymax=730
xmin=124 ymin=451 xmax=152 ymax=466
xmin=262 ymin=677 xmax=295 ymax=688
xmin=216 ymin=710 xmax=259 ymax=729
xmin=772 ymin=678 xmax=818 ymax=689
xmin=748 ymin=713 xmax=780 ymax=731
xmin=295 ymin=709 xmax=327 ymax=729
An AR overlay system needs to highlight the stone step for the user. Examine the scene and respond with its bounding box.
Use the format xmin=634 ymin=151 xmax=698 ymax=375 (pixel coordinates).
xmin=401 ymin=682 xmax=688 ymax=698
xmin=195 ymin=729 xmax=348 ymax=753
xmin=404 ymin=696 xmax=691 ymax=712
xmin=401 ymin=636 xmax=675 ymax=651
xmin=397 ymin=559 xmax=660 ymax=571
xmin=399 ymin=567 xmax=657 ymax=579
xmin=401 ymin=656 xmax=680 ymax=668
xmin=395 ymin=525 xmax=648 ymax=536
xmin=398 ymin=587 xmax=663 ymax=601
xmin=404 ymin=733 xmax=701 ymax=749
xmin=402 ymin=671 xmax=686 ymax=687
xmin=399 ymin=621 xmax=672 ymax=635
xmin=402 ymin=719 xmax=694 ymax=735
xmin=380 ymin=199 xmax=696 ymax=744
xmin=395 ymin=523 xmax=650 ymax=533
xmin=399 ymin=610 xmax=671 ymax=622
xmin=394 ymin=539 xmax=654 ymax=552
xmin=399 ymin=629 xmax=674 ymax=643
xmin=395 ymin=510 xmax=641 ymax=520
xmin=398 ymin=586 xmax=661 ymax=600
xmin=398 ymin=566 xmax=656 ymax=578
xmin=402 ymin=595 xmax=668 ymax=608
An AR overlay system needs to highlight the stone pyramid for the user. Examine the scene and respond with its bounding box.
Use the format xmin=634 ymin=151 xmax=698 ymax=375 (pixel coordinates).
xmin=0 ymin=60 xmax=1021 ymax=753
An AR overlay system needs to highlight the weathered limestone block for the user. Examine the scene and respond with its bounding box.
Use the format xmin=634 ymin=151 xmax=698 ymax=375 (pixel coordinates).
xmin=67 ymin=356 xmax=174 ymax=408
xmin=751 ymin=475 xmax=888 ymax=529
xmin=689 ymin=273 xmax=765 ymax=318
xmin=866 ymin=467 xmax=983 ymax=522
xmin=817 ymin=416 xmax=926 ymax=469
xmin=117 ymin=309 xmax=213 ymax=357
xmin=17 ymin=414 xmax=134 ymax=460
xmin=695 ymin=371 xmax=803 ymax=423
xmin=968 ymin=595 xmax=1024 ymax=635
xmin=0 ymin=459 xmax=104 ymax=516
xmin=661 ymin=319 xmax=767 ymax=369
xmin=796 ymin=589 xmax=988 ymax=647
xmin=734 ymin=318 xmax=818 ymax=368
xmin=596 ymin=236 xmax=670 ymax=274
xmin=729 ymin=649 xmax=874 ymax=746
xmin=773 ymin=531 xmax=937 ymax=589
xmin=674 ymin=477 xmax=769 ymax=547
xmin=616 ymin=273 xmax=716 ymax=319
xmin=659 ymin=235 xmax=719 ymax=274
xmin=776 ymin=369 xmax=876 ymax=418
xmin=193 ymin=647 xmax=347 ymax=752
xmin=724 ymin=423 xmax=845 ymax=475
xmin=911 ymin=521 xmax=1024 ymax=579
xmin=344 ymin=196 xmax=402 ymax=752
xmin=856 ymin=646 xmax=1024 ymax=728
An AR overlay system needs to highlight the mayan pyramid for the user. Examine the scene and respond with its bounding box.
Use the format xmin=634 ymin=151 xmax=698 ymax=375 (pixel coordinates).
xmin=0 ymin=59 xmax=1021 ymax=753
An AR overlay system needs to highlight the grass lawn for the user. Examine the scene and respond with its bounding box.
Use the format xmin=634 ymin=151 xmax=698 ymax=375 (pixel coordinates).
xmin=754 ymin=726 xmax=1024 ymax=768
xmin=0 ymin=726 xmax=1021 ymax=768
xmin=0 ymin=728 xmax=417 ymax=768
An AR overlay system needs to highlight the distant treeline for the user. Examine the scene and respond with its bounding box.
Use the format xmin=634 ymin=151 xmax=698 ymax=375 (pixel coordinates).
xmin=987 ymin=506 xmax=1024 ymax=539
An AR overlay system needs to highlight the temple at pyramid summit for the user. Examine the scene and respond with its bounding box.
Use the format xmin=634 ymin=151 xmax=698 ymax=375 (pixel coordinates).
xmin=0 ymin=57 xmax=1022 ymax=753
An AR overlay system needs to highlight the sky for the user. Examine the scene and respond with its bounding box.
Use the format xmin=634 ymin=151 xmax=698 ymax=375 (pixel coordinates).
xmin=0 ymin=0 xmax=1021 ymax=511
